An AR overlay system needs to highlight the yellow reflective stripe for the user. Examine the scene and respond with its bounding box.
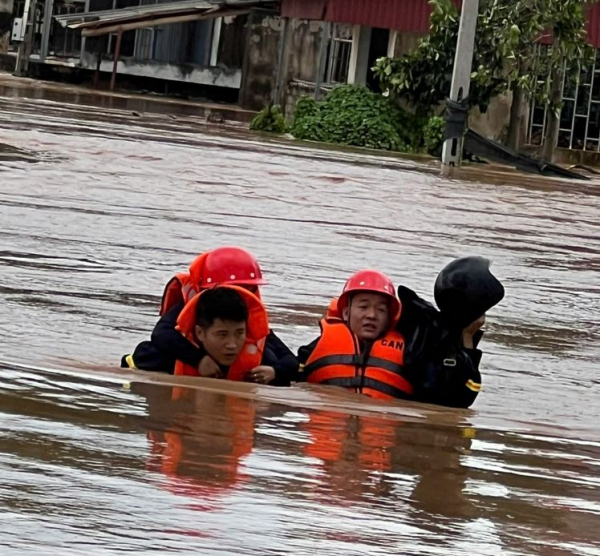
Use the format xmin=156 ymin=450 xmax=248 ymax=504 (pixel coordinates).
xmin=466 ymin=379 xmax=481 ymax=392
xmin=462 ymin=427 xmax=477 ymax=439
xmin=125 ymin=354 xmax=138 ymax=370
xmin=298 ymin=363 xmax=305 ymax=374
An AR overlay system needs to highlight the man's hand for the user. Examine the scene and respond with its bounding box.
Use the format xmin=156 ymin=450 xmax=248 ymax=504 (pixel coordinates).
xmin=198 ymin=355 xmax=222 ymax=378
xmin=246 ymin=366 xmax=276 ymax=384
xmin=462 ymin=315 xmax=485 ymax=349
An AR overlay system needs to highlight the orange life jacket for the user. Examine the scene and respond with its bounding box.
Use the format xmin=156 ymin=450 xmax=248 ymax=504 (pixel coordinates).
xmin=173 ymin=285 xmax=269 ymax=381
xmin=305 ymin=319 xmax=413 ymax=401
xmin=146 ymin=392 xmax=255 ymax=510
xmin=303 ymin=410 xmax=396 ymax=473
xmin=159 ymin=253 xmax=209 ymax=316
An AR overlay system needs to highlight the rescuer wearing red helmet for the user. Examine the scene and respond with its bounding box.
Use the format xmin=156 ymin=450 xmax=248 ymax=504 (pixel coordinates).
xmin=298 ymin=270 xmax=414 ymax=401
xmin=122 ymin=246 xmax=298 ymax=385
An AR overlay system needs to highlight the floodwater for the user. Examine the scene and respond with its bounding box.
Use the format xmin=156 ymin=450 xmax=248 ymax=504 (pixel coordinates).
xmin=0 ymin=75 xmax=599 ymax=555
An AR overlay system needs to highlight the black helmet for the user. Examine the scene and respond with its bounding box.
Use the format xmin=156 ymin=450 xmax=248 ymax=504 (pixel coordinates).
xmin=434 ymin=256 xmax=505 ymax=329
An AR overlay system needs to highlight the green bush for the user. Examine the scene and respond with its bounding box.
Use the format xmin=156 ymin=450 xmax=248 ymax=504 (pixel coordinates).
xmin=290 ymin=86 xmax=423 ymax=152
xmin=250 ymin=104 xmax=288 ymax=134
xmin=423 ymin=116 xmax=446 ymax=157
xmin=292 ymin=96 xmax=320 ymax=121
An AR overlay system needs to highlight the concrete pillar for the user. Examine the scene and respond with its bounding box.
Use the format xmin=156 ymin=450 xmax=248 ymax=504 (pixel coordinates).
xmin=210 ymin=17 xmax=222 ymax=66
xmin=79 ymin=0 xmax=90 ymax=64
xmin=14 ymin=0 xmax=34 ymax=75
xmin=387 ymin=30 xmax=398 ymax=58
xmin=39 ymin=0 xmax=53 ymax=61
xmin=0 ymin=0 xmax=14 ymax=53
xmin=347 ymin=24 xmax=371 ymax=85
xmin=274 ymin=16 xmax=290 ymax=105
xmin=442 ymin=0 xmax=480 ymax=167
xmin=314 ymin=20 xmax=330 ymax=99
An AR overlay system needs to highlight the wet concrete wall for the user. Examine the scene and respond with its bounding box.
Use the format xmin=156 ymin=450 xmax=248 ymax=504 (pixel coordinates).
xmin=285 ymin=19 xmax=321 ymax=84
xmin=279 ymin=25 xmax=425 ymax=117
xmin=0 ymin=52 xmax=15 ymax=70
xmin=0 ymin=0 xmax=13 ymax=54
xmin=218 ymin=15 xmax=247 ymax=69
xmin=239 ymin=8 xmax=281 ymax=110
xmin=281 ymin=19 xmax=322 ymax=115
xmin=390 ymin=30 xmax=423 ymax=57
xmin=469 ymin=93 xmax=514 ymax=143
xmin=80 ymin=53 xmax=243 ymax=89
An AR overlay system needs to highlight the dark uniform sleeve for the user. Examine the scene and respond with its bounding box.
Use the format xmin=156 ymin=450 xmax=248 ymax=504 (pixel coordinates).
xmin=150 ymin=302 xmax=205 ymax=368
xmin=412 ymin=344 xmax=482 ymax=409
xmin=398 ymin=286 xmax=483 ymax=409
xmin=261 ymin=331 xmax=299 ymax=387
xmin=296 ymin=337 xmax=320 ymax=382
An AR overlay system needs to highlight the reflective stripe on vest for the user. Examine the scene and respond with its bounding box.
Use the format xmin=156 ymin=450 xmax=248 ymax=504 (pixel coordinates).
xmin=305 ymin=320 xmax=412 ymax=400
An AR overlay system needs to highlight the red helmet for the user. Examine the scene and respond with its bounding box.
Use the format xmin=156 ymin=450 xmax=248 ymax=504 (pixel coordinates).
xmin=199 ymin=247 xmax=267 ymax=289
xmin=337 ymin=270 xmax=401 ymax=322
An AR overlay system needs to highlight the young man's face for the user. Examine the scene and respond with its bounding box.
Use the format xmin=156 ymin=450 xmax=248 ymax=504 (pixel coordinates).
xmin=343 ymin=292 xmax=390 ymax=341
xmin=195 ymin=319 xmax=247 ymax=366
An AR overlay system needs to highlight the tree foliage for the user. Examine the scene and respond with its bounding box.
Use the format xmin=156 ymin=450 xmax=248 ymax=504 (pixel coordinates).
xmin=373 ymin=0 xmax=594 ymax=116
xmin=423 ymin=116 xmax=446 ymax=156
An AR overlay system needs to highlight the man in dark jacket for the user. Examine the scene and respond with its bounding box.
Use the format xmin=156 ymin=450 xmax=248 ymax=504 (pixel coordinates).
xmin=397 ymin=256 xmax=505 ymax=408
xmin=126 ymin=300 xmax=298 ymax=386
xmin=121 ymin=246 xmax=298 ymax=386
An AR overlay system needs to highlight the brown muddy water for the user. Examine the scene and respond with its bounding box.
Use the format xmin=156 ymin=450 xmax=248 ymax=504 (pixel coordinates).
xmin=0 ymin=76 xmax=599 ymax=555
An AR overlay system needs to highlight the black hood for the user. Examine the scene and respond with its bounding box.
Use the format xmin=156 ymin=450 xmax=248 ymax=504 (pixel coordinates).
xmin=434 ymin=256 xmax=505 ymax=329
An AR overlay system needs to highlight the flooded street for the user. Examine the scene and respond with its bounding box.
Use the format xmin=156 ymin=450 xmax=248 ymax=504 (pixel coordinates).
xmin=0 ymin=76 xmax=599 ymax=555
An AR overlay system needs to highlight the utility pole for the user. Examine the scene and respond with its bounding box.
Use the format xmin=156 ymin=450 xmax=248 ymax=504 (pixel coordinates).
xmin=39 ymin=0 xmax=54 ymax=62
xmin=14 ymin=0 xmax=35 ymax=76
xmin=441 ymin=0 xmax=480 ymax=167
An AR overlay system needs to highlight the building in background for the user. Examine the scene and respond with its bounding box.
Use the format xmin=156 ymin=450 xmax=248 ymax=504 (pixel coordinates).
xmin=4 ymin=0 xmax=600 ymax=163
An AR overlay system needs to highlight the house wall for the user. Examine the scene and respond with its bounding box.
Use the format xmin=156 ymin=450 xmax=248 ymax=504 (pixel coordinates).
xmin=469 ymin=93 xmax=514 ymax=144
xmin=281 ymin=18 xmax=322 ymax=114
xmin=80 ymin=52 xmax=243 ymax=87
xmin=239 ymin=8 xmax=282 ymax=110
xmin=0 ymin=0 xmax=14 ymax=53
xmin=79 ymin=6 xmax=249 ymax=90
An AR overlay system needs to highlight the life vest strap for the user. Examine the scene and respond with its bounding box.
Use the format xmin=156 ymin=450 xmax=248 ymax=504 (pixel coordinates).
xmin=304 ymin=354 xmax=360 ymax=375
xmin=305 ymin=354 xmax=404 ymax=378
xmin=315 ymin=376 xmax=412 ymax=399
xmin=366 ymin=356 xmax=404 ymax=376
xmin=361 ymin=378 xmax=413 ymax=399
xmin=314 ymin=376 xmax=362 ymax=390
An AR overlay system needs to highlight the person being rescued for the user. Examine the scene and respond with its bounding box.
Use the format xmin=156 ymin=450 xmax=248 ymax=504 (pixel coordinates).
xmin=173 ymin=285 xmax=273 ymax=381
xmin=395 ymin=256 xmax=505 ymax=409
xmin=122 ymin=246 xmax=298 ymax=386
xmin=297 ymin=269 xmax=414 ymax=401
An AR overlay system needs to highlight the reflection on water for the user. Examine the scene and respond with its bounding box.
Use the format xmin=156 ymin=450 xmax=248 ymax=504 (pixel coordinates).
xmin=1 ymin=364 xmax=599 ymax=555
xmin=0 ymin=78 xmax=599 ymax=555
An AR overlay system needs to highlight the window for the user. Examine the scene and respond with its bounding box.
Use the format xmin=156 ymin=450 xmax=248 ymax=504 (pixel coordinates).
xmin=49 ymin=1 xmax=84 ymax=57
xmin=325 ymin=24 xmax=353 ymax=85
xmin=528 ymin=49 xmax=600 ymax=152
xmin=133 ymin=28 xmax=155 ymax=61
